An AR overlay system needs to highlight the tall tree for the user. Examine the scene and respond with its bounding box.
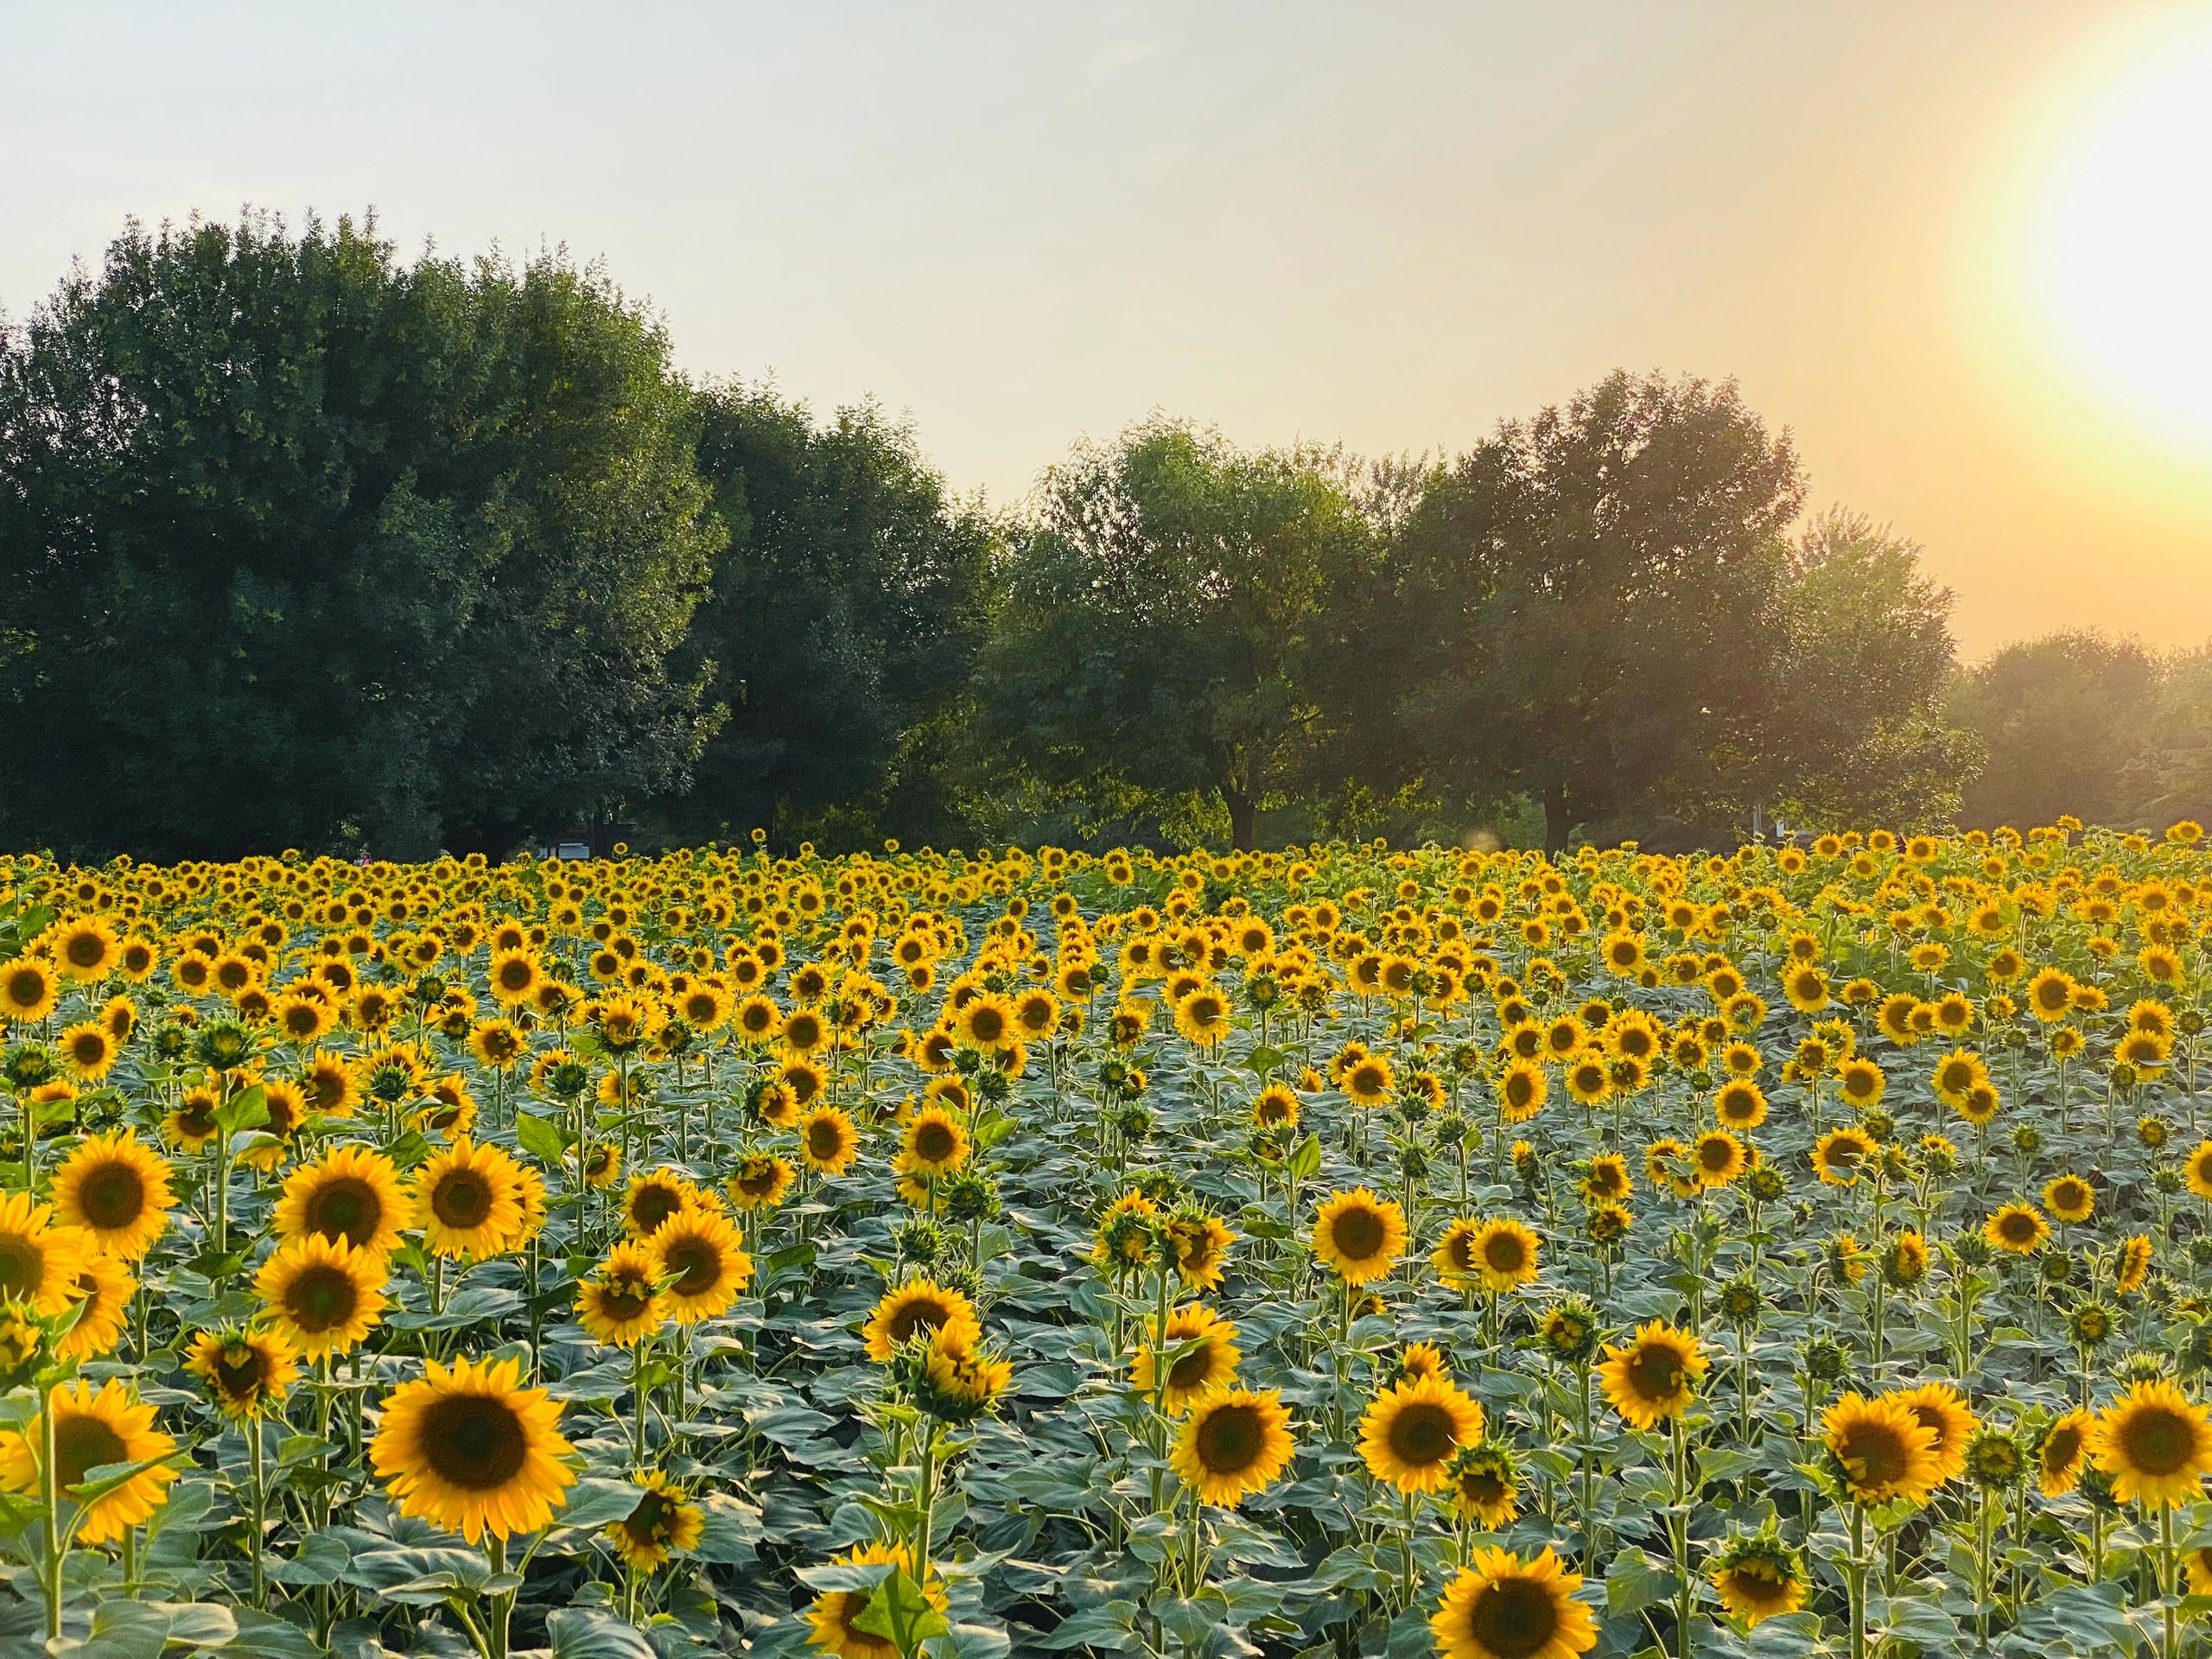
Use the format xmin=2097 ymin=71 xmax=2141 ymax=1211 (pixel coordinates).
xmin=1950 ymin=631 xmax=2164 ymax=831
xmin=976 ymin=419 xmax=1376 ymax=849
xmin=658 ymin=386 xmax=996 ymax=847
xmin=0 ymin=213 xmax=720 ymax=861
xmin=1364 ymin=372 xmax=1805 ymax=851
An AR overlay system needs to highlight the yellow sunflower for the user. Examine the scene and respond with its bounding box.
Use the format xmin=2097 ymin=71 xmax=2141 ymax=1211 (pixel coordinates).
xmin=0 ymin=1192 xmax=91 ymax=1316
xmin=805 ymin=1541 xmax=946 ymax=1659
xmin=1171 ymin=1386 xmax=1297 ymax=1507
xmin=1358 ymin=1373 xmax=1485 ymax=1495
xmin=275 ymin=1144 xmax=409 ymax=1256
xmin=55 ymin=1250 xmax=135 ymax=1362
xmin=0 ymin=958 xmax=59 ymax=1024
xmin=1894 ymin=1382 xmax=1976 ymax=1487
xmin=1599 ymin=1320 xmax=1707 ymax=1430
xmin=1709 ymin=1534 xmax=1807 ymax=1630
xmin=606 ymin=1469 xmax=704 ymax=1572
xmin=2042 ymin=1173 xmax=2094 ymax=1225
xmin=2039 ymin=1408 xmax=2094 ymax=1495
xmin=254 ymin=1233 xmax=388 ymax=1358
xmin=1822 ymin=1391 xmax=1941 ymax=1506
xmin=370 ymin=1354 xmax=576 ymax=1542
xmin=412 ymin=1136 xmax=527 ymax=1259
xmin=49 ymin=1128 xmax=175 ymax=1261
xmin=1131 ymin=1303 xmax=1242 ymax=1412
xmin=1429 ymin=1546 xmax=1597 ymax=1659
xmin=1312 ymin=1189 xmax=1406 ymax=1286
xmin=2093 ymin=1380 xmax=2212 ymax=1510
xmin=1984 ymin=1204 xmax=2050 ymax=1256
xmin=798 ymin=1106 xmax=862 ymax=1176
xmin=651 ymin=1209 xmax=753 ymax=1325
xmin=184 ymin=1326 xmax=302 ymax=1418
xmin=862 ymin=1278 xmax=982 ymax=1363
xmin=899 ymin=1108 xmax=971 ymax=1179
xmin=576 ymin=1241 xmax=666 ymax=1348
xmin=0 ymin=1378 xmax=178 ymax=1544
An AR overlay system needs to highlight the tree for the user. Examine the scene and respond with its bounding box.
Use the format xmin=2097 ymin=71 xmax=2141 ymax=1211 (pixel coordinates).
xmin=654 ymin=386 xmax=996 ymax=847
xmin=0 ymin=212 xmax=720 ymax=861
xmin=1950 ymin=632 xmax=2164 ymax=830
xmin=976 ymin=419 xmax=1376 ymax=850
xmin=1363 ymin=372 xmax=1805 ymax=852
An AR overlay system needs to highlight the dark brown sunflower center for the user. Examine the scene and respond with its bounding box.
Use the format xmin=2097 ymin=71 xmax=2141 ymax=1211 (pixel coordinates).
xmin=1626 ymin=1346 xmax=1681 ymax=1402
xmin=0 ymin=1236 xmax=48 ymax=1296
xmin=66 ymin=935 xmax=106 ymax=969
xmin=306 ymin=1179 xmax=383 ymax=1248
xmin=5 ymin=969 xmax=48 ymax=1008
xmin=808 ymin=1122 xmax=842 ymax=1159
xmin=2121 ymin=1407 xmax=2196 ymax=1476
xmin=1167 ymin=1344 xmax=1216 ymax=1390
xmin=78 ymin=1164 xmax=147 ymax=1230
xmin=1484 ymin=1235 xmax=1529 ymax=1272
xmin=914 ymin=1124 xmax=957 ymax=1163
xmin=1331 ymin=1208 xmax=1386 ymax=1261
xmin=1725 ymin=1566 xmax=1794 ymax=1607
xmin=432 ymin=1170 xmax=494 ymax=1229
xmin=1387 ymin=1402 xmax=1457 ymax=1466
xmin=1465 ymin=1577 xmax=1558 ymax=1658
xmin=664 ymin=1239 xmax=725 ymax=1298
xmin=597 ymin=1282 xmax=652 ymax=1320
xmin=216 ymin=1347 xmax=270 ymax=1397
xmin=1840 ymin=1422 xmax=1910 ymax=1486
xmin=1194 ymin=1403 xmax=1263 ymax=1475
xmin=887 ymin=1298 xmax=951 ymax=1343
xmin=632 ymin=1188 xmax=682 ymax=1231
xmin=968 ymin=1009 xmax=1004 ymax=1043
xmin=420 ymin=1394 xmax=529 ymax=1490
xmin=285 ymin=1266 xmax=359 ymax=1332
xmin=52 ymin=1413 xmax=128 ymax=1491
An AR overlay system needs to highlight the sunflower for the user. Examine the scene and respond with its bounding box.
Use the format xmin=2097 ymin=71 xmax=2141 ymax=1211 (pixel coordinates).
xmin=1173 ymin=987 xmax=1233 ymax=1048
xmin=1358 ymin=1373 xmax=1485 ymax=1494
xmin=1931 ymin=1049 xmax=1990 ymax=1108
xmin=1344 ymin=1054 xmax=1395 ymax=1107
xmin=413 ymin=1137 xmax=527 ymax=1258
xmin=0 ymin=1378 xmax=178 ymax=1544
xmin=55 ymin=1251 xmax=135 ymax=1362
xmin=1497 ymin=1059 xmax=1547 ymax=1122
xmin=51 ymin=917 xmax=119 ymax=982
xmin=899 ymin=1108 xmax=971 ymax=1178
xmin=1131 ymin=1302 xmax=1242 ymax=1412
xmin=2092 ymin=1380 xmax=2212 ymax=1509
xmin=1463 ymin=1218 xmax=1541 ymax=1291
xmin=1561 ymin=1052 xmax=1611 ymax=1107
xmin=1433 ymin=1217 xmax=1485 ymax=1287
xmin=49 ymin=1128 xmax=175 ymax=1260
xmin=1395 ymin=1339 xmax=1450 ymax=1383
xmin=1578 ymin=1153 xmax=1631 ymax=1205
xmin=255 ymin=1233 xmax=388 ymax=1358
xmin=799 ymin=1105 xmax=861 ymax=1176
xmin=1429 ymin=1546 xmax=1597 ymax=1659
xmin=1836 ymin=1059 xmax=1885 ymax=1110
xmin=863 ymin=1278 xmax=982 ymax=1363
xmin=2189 ymin=1141 xmax=2212 ymax=1202
xmin=576 ymin=1241 xmax=666 ymax=1348
xmin=1894 ymin=1382 xmax=1976 ymax=1487
xmin=1445 ymin=1440 xmax=1521 ymax=1528
xmin=2042 ymin=1173 xmax=2094 ymax=1224
xmin=1712 ymin=1079 xmax=1766 ymax=1129
xmin=652 ymin=1209 xmax=753 ymax=1324
xmin=0 ymin=958 xmax=59 ymax=1024
xmin=954 ymin=993 xmax=1017 ymax=1053
xmin=805 ymin=1541 xmax=947 ymax=1659
xmin=371 ymin=1354 xmax=575 ymax=1542
xmin=2038 ymin=1408 xmax=2094 ymax=1495
xmin=1312 ymin=1189 xmax=1407 ymax=1286
xmin=1599 ymin=1320 xmax=1707 ymax=1429
xmin=1811 ymin=1127 xmax=1876 ymax=1186
xmin=623 ymin=1169 xmax=696 ymax=1237
xmin=1252 ymin=1084 xmax=1300 ymax=1129
xmin=1689 ymin=1129 xmax=1746 ymax=1189
xmin=56 ymin=1021 xmax=116 ymax=1082
xmin=728 ymin=1154 xmax=796 ymax=1211
xmin=275 ymin=1144 xmax=409 ymax=1256
xmin=184 ymin=1326 xmax=302 ymax=1418
xmin=487 ymin=950 xmax=543 ymax=1007
xmin=2025 ymin=966 xmax=2076 ymax=1021
xmin=1168 ymin=1212 xmax=1236 ymax=1291
xmin=0 ymin=1192 xmax=91 ymax=1315
xmin=2118 ymin=1233 xmax=2154 ymax=1295
xmin=606 ymin=1469 xmax=703 ymax=1572
xmin=1822 ymin=1391 xmax=1942 ymax=1505
xmin=1171 ymin=1386 xmax=1297 ymax=1507
xmin=1984 ymin=1204 xmax=2050 ymax=1256
xmin=1709 ymin=1533 xmax=1807 ymax=1629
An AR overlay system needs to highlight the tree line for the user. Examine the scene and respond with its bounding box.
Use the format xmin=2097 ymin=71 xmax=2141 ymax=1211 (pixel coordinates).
xmin=0 ymin=213 xmax=2193 ymax=859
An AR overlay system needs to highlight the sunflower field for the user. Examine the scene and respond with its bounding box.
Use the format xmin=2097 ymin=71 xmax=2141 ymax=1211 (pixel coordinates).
xmin=6 ymin=824 xmax=2212 ymax=1658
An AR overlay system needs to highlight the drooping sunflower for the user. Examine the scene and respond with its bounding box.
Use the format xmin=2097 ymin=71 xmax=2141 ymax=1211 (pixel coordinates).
xmin=1167 ymin=1212 xmax=1236 ymax=1291
xmin=1599 ymin=1320 xmax=1707 ymax=1430
xmin=1429 ymin=1546 xmax=1597 ymax=1659
xmin=607 ymin=1469 xmax=704 ymax=1572
xmin=728 ymin=1154 xmax=796 ymax=1212
xmin=49 ymin=1128 xmax=175 ymax=1261
xmin=1433 ymin=1217 xmax=1485 ymax=1287
xmin=2188 ymin=1141 xmax=2212 ymax=1202
xmin=1708 ymin=1532 xmax=1807 ymax=1630
xmin=254 ymin=1233 xmax=388 ymax=1358
xmin=413 ymin=1136 xmax=527 ymax=1259
xmin=184 ymin=1326 xmax=302 ymax=1418
xmin=804 ymin=1541 xmax=947 ymax=1659
xmin=1984 ymin=1204 xmax=2050 ymax=1256
xmin=2092 ymin=1380 xmax=2212 ymax=1509
xmin=0 ymin=1192 xmax=91 ymax=1316
xmin=1131 ymin=1302 xmax=1242 ymax=1412
xmin=2038 ymin=1408 xmax=2093 ymax=1495
xmin=799 ymin=1105 xmax=861 ymax=1176
xmin=2117 ymin=1233 xmax=2154 ymax=1295
xmin=1312 ymin=1189 xmax=1406 ymax=1286
xmin=1579 ymin=1153 xmax=1631 ymax=1205
xmin=1357 ymin=1373 xmax=1485 ymax=1494
xmin=651 ymin=1209 xmax=753 ymax=1325
xmin=1822 ymin=1391 xmax=1942 ymax=1506
xmin=0 ymin=1377 xmax=178 ymax=1543
xmin=576 ymin=1241 xmax=667 ymax=1348
xmin=1171 ymin=1386 xmax=1297 ymax=1507
xmin=863 ymin=1278 xmax=982 ymax=1363
xmin=370 ymin=1354 xmax=575 ymax=1542
xmin=1894 ymin=1382 xmax=1976 ymax=1487
xmin=55 ymin=1250 xmax=135 ymax=1362
xmin=275 ymin=1144 xmax=409 ymax=1256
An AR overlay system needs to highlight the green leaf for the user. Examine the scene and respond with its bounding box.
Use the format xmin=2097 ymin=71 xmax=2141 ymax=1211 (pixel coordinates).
xmin=516 ymin=1110 xmax=569 ymax=1163
xmin=546 ymin=1607 xmax=658 ymax=1659
xmin=1287 ymin=1132 xmax=1322 ymax=1182
xmin=852 ymin=1567 xmax=952 ymax=1651
xmin=215 ymin=1084 xmax=269 ymax=1133
xmin=551 ymin=1476 xmax=644 ymax=1530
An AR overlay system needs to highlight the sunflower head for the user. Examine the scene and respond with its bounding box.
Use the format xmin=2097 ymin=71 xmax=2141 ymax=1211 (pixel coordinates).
xmin=1357 ymin=1373 xmax=1484 ymax=1494
xmin=1710 ymin=1532 xmax=1806 ymax=1629
xmin=370 ymin=1354 xmax=576 ymax=1542
xmin=1429 ymin=1546 xmax=1596 ymax=1659
xmin=1170 ymin=1386 xmax=1297 ymax=1508
xmin=1312 ymin=1189 xmax=1407 ymax=1286
xmin=1822 ymin=1391 xmax=1942 ymax=1505
xmin=1599 ymin=1320 xmax=1707 ymax=1430
xmin=185 ymin=1326 xmax=302 ymax=1418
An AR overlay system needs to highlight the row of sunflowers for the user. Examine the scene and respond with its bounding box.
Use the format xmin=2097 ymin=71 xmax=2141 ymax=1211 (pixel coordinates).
xmin=0 ymin=821 xmax=2209 ymax=1657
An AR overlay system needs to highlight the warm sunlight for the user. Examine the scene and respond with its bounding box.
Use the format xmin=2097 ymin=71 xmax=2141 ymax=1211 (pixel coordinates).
xmin=2031 ymin=17 xmax=2212 ymax=447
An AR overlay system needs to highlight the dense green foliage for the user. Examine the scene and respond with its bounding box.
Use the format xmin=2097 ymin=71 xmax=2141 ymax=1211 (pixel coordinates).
xmin=0 ymin=213 xmax=2197 ymax=859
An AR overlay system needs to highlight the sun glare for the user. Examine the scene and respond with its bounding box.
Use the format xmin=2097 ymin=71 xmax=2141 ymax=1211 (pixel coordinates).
xmin=2030 ymin=20 xmax=2212 ymax=446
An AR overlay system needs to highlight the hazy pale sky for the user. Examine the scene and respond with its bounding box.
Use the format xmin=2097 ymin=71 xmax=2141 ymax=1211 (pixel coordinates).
xmin=6 ymin=1 xmax=2210 ymax=656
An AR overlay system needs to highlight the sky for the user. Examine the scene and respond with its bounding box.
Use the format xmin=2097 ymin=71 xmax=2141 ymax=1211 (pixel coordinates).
xmin=5 ymin=0 xmax=2209 ymax=658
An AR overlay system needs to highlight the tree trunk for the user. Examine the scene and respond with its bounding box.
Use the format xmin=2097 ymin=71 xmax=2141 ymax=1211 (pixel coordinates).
xmin=1223 ymin=785 xmax=1258 ymax=852
xmin=1542 ymin=780 xmax=1572 ymax=856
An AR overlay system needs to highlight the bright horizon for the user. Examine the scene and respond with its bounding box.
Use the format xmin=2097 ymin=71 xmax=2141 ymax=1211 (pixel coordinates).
xmin=6 ymin=0 xmax=2209 ymax=658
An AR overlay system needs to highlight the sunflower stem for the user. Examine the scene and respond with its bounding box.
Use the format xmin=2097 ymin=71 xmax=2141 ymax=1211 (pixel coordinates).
xmin=248 ymin=1414 xmax=266 ymax=1609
